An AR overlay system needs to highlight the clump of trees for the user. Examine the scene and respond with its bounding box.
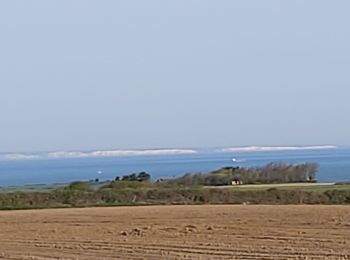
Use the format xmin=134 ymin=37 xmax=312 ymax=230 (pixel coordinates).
xmin=115 ymin=172 xmax=151 ymax=182
xmin=166 ymin=163 xmax=318 ymax=186
xmin=99 ymin=172 xmax=152 ymax=190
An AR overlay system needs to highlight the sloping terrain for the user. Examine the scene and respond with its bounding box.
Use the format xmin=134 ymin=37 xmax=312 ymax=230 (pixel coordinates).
xmin=0 ymin=205 xmax=349 ymax=259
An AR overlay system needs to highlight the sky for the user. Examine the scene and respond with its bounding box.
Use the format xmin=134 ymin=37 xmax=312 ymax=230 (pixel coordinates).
xmin=0 ymin=1 xmax=349 ymax=153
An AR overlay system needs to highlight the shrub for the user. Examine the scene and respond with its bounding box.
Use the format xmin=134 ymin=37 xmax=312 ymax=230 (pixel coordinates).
xmin=100 ymin=180 xmax=152 ymax=191
xmin=66 ymin=181 xmax=91 ymax=192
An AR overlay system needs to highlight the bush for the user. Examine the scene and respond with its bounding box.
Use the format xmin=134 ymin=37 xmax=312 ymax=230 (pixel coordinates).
xmin=1 ymin=185 xmax=350 ymax=210
xmin=100 ymin=180 xmax=152 ymax=191
xmin=66 ymin=181 xmax=91 ymax=192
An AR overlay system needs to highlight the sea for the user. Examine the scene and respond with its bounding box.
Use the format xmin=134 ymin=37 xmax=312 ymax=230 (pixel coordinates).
xmin=0 ymin=146 xmax=349 ymax=187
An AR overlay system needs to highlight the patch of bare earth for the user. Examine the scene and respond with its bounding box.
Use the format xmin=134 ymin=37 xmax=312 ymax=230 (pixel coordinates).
xmin=0 ymin=205 xmax=350 ymax=259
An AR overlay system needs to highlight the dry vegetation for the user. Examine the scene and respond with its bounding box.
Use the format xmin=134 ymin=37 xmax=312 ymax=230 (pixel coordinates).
xmin=0 ymin=205 xmax=350 ymax=259
xmin=1 ymin=183 xmax=350 ymax=210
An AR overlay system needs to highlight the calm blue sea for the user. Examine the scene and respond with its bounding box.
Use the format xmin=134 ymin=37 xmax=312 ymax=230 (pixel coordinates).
xmin=0 ymin=148 xmax=350 ymax=186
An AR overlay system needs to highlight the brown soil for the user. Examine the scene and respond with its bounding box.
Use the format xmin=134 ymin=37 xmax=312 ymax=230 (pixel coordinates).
xmin=0 ymin=205 xmax=349 ymax=259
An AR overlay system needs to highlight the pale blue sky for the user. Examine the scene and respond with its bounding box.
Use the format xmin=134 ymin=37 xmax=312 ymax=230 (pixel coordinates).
xmin=0 ymin=1 xmax=349 ymax=152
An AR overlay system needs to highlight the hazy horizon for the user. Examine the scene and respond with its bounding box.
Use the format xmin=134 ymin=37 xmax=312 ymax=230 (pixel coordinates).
xmin=1 ymin=1 xmax=350 ymax=153
xmin=0 ymin=144 xmax=341 ymax=157
xmin=0 ymin=143 xmax=345 ymax=155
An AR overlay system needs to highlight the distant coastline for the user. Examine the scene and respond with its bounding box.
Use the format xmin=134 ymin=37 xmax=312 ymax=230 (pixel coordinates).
xmin=0 ymin=149 xmax=198 ymax=161
xmin=0 ymin=145 xmax=338 ymax=161
xmin=220 ymin=145 xmax=337 ymax=153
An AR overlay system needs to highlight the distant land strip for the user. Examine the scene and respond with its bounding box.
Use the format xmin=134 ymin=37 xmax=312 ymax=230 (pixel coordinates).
xmin=0 ymin=145 xmax=337 ymax=161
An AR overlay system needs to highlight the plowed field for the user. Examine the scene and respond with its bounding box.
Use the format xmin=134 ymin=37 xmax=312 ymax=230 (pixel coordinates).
xmin=0 ymin=205 xmax=349 ymax=259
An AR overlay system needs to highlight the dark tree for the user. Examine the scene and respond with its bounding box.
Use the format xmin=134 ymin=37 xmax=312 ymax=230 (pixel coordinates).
xmin=137 ymin=172 xmax=151 ymax=182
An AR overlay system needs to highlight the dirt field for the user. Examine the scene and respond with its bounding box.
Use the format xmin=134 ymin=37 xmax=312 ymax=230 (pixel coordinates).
xmin=0 ymin=205 xmax=349 ymax=259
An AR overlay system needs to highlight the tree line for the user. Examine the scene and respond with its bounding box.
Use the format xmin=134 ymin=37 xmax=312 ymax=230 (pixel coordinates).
xmin=165 ymin=163 xmax=318 ymax=186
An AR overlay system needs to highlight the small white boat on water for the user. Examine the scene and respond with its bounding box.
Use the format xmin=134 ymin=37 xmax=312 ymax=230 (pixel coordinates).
xmin=232 ymin=157 xmax=246 ymax=163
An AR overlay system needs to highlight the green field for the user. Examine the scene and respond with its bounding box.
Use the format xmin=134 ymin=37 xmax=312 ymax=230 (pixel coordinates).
xmin=0 ymin=184 xmax=65 ymax=193
xmin=0 ymin=181 xmax=108 ymax=193
xmin=227 ymin=183 xmax=350 ymax=192
xmin=2 ymin=182 xmax=350 ymax=193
